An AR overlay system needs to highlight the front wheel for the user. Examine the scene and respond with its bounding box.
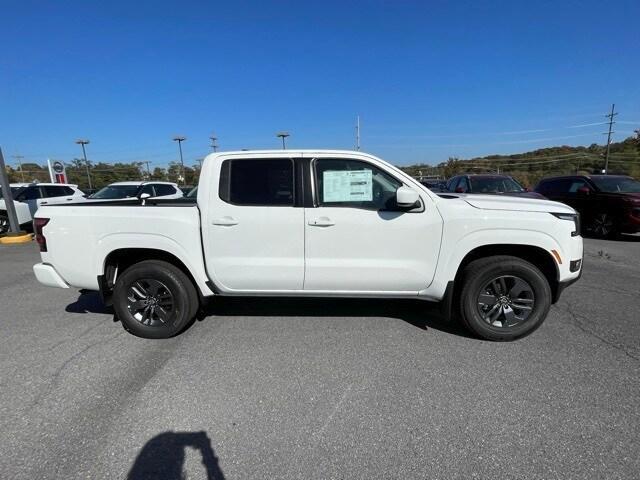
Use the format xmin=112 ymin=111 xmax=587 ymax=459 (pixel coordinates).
xmin=113 ymin=260 xmax=199 ymax=339
xmin=458 ymin=255 xmax=552 ymax=341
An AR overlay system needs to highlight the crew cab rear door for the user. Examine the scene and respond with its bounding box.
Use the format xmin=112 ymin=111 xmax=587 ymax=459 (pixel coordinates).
xmin=203 ymin=156 xmax=304 ymax=291
xmin=303 ymin=157 xmax=443 ymax=292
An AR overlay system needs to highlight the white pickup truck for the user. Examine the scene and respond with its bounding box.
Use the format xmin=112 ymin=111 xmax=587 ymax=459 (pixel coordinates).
xmin=32 ymin=150 xmax=583 ymax=341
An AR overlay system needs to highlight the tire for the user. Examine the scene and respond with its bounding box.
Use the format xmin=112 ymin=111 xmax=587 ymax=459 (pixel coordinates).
xmin=113 ymin=260 xmax=199 ymax=339
xmin=589 ymin=212 xmax=616 ymax=239
xmin=458 ymin=255 xmax=552 ymax=341
xmin=0 ymin=215 xmax=9 ymax=235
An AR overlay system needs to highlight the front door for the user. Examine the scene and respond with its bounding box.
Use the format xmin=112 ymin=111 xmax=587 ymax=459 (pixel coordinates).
xmin=304 ymin=158 xmax=443 ymax=293
xmin=204 ymin=157 xmax=304 ymax=291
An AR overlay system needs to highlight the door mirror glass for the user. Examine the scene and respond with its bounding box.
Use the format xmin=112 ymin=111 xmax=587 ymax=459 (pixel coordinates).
xmin=396 ymin=186 xmax=419 ymax=207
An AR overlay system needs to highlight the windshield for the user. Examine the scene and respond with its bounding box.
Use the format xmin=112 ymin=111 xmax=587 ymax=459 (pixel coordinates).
xmin=89 ymin=185 xmax=140 ymax=199
xmin=590 ymin=176 xmax=640 ymax=193
xmin=0 ymin=186 xmax=25 ymax=199
xmin=470 ymin=177 xmax=524 ymax=193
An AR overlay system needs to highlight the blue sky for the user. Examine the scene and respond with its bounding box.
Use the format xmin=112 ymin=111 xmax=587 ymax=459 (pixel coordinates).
xmin=1 ymin=0 xmax=639 ymax=168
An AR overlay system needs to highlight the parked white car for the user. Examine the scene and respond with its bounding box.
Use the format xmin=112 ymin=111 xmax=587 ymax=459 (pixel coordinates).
xmin=32 ymin=150 xmax=583 ymax=341
xmin=85 ymin=181 xmax=183 ymax=201
xmin=0 ymin=182 xmax=84 ymax=233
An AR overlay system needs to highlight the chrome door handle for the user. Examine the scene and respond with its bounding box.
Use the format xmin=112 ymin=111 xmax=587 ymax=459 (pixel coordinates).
xmin=212 ymin=216 xmax=239 ymax=226
xmin=308 ymin=217 xmax=335 ymax=227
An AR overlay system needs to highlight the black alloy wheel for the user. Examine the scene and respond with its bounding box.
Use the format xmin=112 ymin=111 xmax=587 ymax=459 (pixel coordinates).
xmin=126 ymin=278 xmax=175 ymax=327
xmin=476 ymin=275 xmax=535 ymax=328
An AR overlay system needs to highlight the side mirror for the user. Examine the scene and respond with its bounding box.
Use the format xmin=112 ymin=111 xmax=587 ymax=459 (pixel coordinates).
xmin=396 ymin=186 xmax=419 ymax=208
xmin=524 ymin=187 xmax=532 ymax=192
xmin=576 ymin=186 xmax=590 ymax=195
xmin=138 ymin=193 xmax=151 ymax=200
xmin=455 ymin=186 xmax=464 ymax=193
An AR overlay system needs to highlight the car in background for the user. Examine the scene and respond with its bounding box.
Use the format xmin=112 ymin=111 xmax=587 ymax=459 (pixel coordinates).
xmin=534 ymin=175 xmax=640 ymax=237
xmin=0 ymin=183 xmax=85 ymax=234
xmin=86 ymin=181 xmax=183 ymax=201
xmin=179 ymin=185 xmax=195 ymax=196
xmin=419 ymin=179 xmax=446 ymax=192
xmin=445 ymin=174 xmax=546 ymax=199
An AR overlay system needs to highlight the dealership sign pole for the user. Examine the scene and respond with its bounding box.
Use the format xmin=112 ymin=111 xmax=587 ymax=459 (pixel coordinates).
xmin=0 ymin=147 xmax=22 ymax=235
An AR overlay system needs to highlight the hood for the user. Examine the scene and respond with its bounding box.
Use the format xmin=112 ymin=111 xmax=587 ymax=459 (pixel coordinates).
xmin=460 ymin=194 xmax=575 ymax=214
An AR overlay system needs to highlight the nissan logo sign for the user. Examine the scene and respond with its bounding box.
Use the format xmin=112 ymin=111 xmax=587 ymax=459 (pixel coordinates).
xmin=52 ymin=161 xmax=65 ymax=174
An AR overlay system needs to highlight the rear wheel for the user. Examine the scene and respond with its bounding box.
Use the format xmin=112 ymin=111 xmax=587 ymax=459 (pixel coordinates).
xmin=0 ymin=215 xmax=9 ymax=235
xmin=113 ymin=260 xmax=199 ymax=339
xmin=589 ymin=212 xmax=616 ymax=238
xmin=458 ymin=255 xmax=552 ymax=341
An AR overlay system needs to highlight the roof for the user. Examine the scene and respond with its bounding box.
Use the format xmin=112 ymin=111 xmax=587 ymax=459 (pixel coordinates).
xmin=8 ymin=182 xmax=78 ymax=188
xmin=109 ymin=181 xmax=177 ymax=186
xmin=203 ymin=149 xmax=376 ymax=159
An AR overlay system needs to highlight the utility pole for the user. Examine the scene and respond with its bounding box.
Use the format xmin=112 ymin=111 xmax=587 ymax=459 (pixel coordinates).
xmin=11 ymin=155 xmax=25 ymax=182
xmin=144 ymin=161 xmax=151 ymax=179
xmin=173 ymin=136 xmax=186 ymax=185
xmin=355 ymin=115 xmax=360 ymax=151
xmin=276 ymin=131 xmax=290 ymax=149
xmin=196 ymin=158 xmax=203 ymax=170
xmin=75 ymin=139 xmax=92 ymax=190
xmin=603 ymin=104 xmax=617 ymax=175
xmin=210 ymin=134 xmax=218 ymax=152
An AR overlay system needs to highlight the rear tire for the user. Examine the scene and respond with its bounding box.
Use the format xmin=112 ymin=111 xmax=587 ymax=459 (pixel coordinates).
xmin=458 ymin=255 xmax=552 ymax=341
xmin=113 ymin=260 xmax=199 ymax=339
xmin=0 ymin=215 xmax=8 ymax=235
xmin=589 ymin=212 xmax=616 ymax=239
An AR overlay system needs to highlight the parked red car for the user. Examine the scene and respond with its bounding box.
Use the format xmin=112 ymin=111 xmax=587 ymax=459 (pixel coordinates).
xmin=534 ymin=175 xmax=640 ymax=237
xmin=445 ymin=174 xmax=546 ymax=199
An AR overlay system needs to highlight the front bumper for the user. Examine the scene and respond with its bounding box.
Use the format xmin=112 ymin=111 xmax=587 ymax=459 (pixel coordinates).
xmin=33 ymin=263 xmax=69 ymax=289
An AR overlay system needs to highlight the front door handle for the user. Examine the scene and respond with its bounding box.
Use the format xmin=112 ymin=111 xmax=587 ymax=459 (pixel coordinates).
xmin=308 ymin=217 xmax=335 ymax=227
xmin=212 ymin=216 xmax=239 ymax=226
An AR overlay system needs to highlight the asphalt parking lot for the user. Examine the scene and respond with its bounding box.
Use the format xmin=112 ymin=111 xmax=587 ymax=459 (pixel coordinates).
xmin=1 ymin=238 xmax=639 ymax=479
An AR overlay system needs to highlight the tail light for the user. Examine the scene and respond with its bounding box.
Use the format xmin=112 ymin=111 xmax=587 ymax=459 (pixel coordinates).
xmin=34 ymin=218 xmax=50 ymax=252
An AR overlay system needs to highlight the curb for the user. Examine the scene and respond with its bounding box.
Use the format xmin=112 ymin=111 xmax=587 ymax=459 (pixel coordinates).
xmin=0 ymin=232 xmax=33 ymax=245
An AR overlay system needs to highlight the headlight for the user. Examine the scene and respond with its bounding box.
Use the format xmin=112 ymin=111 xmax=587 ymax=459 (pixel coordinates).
xmin=550 ymin=212 xmax=580 ymax=237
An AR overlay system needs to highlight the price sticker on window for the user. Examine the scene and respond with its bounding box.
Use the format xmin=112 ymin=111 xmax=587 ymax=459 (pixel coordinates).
xmin=323 ymin=170 xmax=373 ymax=202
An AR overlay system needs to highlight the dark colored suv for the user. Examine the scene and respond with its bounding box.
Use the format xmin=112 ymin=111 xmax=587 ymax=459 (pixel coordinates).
xmin=534 ymin=175 xmax=640 ymax=237
xmin=446 ymin=174 xmax=546 ymax=199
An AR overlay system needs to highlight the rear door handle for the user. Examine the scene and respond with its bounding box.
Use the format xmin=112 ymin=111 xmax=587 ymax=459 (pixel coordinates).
xmin=308 ymin=217 xmax=335 ymax=227
xmin=212 ymin=216 xmax=239 ymax=226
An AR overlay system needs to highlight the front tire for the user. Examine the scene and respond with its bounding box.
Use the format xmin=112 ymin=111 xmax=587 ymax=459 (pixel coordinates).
xmin=113 ymin=260 xmax=199 ymax=339
xmin=458 ymin=255 xmax=552 ymax=341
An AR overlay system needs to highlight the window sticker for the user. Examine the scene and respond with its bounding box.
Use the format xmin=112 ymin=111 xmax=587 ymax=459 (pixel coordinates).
xmin=323 ymin=170 xmax=372 ymax=202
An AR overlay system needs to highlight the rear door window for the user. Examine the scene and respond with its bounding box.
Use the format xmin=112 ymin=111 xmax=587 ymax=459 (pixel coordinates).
xmin=43 ymin=186 xmax=68 ymax=198
xmin=154 ymin=184 xmax=177 ymax=196
xmin=219 ymin=158 xmax=294 ymax=206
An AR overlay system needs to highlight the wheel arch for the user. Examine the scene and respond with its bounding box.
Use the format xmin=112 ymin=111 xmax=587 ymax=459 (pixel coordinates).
xmin=454 ymin=243 xmax=560 ymax=302
xmin=99 ymin=247 xmax=207 ymax=304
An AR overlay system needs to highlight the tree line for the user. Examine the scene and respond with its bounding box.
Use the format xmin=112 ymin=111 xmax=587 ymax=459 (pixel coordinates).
xmin=5 ymin=136 xmax=639 ymax=190
xmin=399 ymin=137 xmax=640 ymax=187
xmin=5 ymin=159 xmax=200 ymax=190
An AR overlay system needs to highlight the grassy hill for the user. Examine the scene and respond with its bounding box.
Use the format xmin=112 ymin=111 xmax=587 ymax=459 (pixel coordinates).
xmin=399 ymin=136 xmax=640 ymax=187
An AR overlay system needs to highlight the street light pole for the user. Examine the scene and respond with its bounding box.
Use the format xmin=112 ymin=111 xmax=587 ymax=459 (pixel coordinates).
xmin=75 ymin=139 xmax=92 ymax=190
xmin=276 ymin=131 xmax=290 ymax=149
xmin=210 ymin=134 xmax=218 ymax=152
xmin=173 ymin=136 xmax=186 ymax=185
